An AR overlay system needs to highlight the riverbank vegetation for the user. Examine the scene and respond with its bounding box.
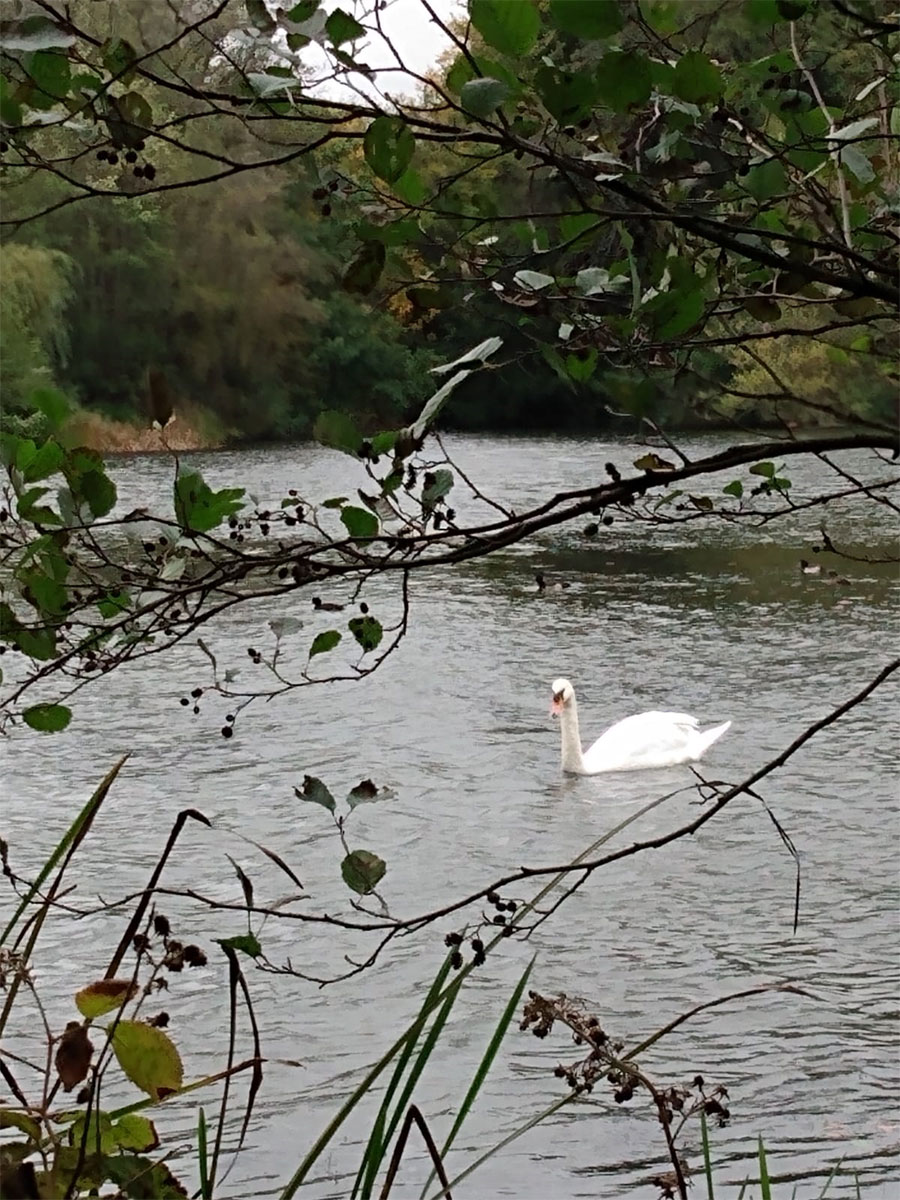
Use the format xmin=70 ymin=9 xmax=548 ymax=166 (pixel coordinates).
xmin=1 ymin=1 xmax=898 ymax=1197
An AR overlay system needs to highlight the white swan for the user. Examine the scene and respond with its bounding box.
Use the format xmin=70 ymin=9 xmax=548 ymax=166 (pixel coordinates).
xmin=550 ymin=678 xmax=731 ymax=775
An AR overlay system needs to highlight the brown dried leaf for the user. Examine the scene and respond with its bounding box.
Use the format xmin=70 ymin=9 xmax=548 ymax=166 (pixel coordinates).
xmin=55 ymin=1022 xmax=93 ymax=1092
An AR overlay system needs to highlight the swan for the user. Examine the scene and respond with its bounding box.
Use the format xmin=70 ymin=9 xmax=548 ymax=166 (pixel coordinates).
xmin=550 ymin=678 xmax=731 ymax=775
xmin=799 ymin=559 xmax=822 ymax=576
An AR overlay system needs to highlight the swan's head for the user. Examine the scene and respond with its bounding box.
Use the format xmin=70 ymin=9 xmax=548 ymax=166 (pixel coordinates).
xmin=550 ymin=677 xmax=574 ymax=716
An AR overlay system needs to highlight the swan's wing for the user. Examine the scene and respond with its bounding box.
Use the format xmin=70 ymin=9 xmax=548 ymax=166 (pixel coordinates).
xmin=583 ymin=710 xmax=700 ymax=770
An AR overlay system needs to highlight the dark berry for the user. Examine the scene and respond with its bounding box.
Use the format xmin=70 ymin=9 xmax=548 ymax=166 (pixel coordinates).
xmin=150 ymin=1011 xmax=170 ymax=1027
xmin=360 ymin=602 xmax=369 ymax=614
xmin=135 ymin=139 xmax=146 ymax=150
xmin=153 ymin=914 xmax=170 ymax=938
xmin=225 ymin=714 xmax=235 ymax=723
xmin=143 ymin=163 xmax=156 ymax=180
xmin=96 ymin=149 xmax=108 ymax=161
xmin=486 ymin=891 xmax=500 ymax=906
xmin=221 ymin=726 xmax=233 ymax=739
xmin=450 ymin=950 xmax=463 ymax=969
xmin=191 ymin=687 xmax=202 ymax=698
xmin=108 ymin=152 xmax=118 ymax=164
xmin=180 ymin=697 xmax=189 ymax=707
xmin=134 ymin=165 xmax=144 ymax=178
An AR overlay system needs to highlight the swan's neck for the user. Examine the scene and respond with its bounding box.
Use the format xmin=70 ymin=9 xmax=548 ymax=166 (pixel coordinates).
xmin=559 ymin=698 xmax=586 ymax=774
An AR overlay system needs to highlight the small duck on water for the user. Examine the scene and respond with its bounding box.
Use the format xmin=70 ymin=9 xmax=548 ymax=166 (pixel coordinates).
xmin=799 ymin=559 xmax=822 ymax=576
xmin=535 ymin=572 xmax=570 ymax=593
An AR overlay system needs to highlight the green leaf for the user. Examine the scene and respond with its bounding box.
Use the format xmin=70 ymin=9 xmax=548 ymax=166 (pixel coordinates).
xmin=103 ymin=1155 xmax=186 ymax=1199
xmin=459 ymin=77 xmax=510 ymax=118
xmin=446 ymin=54 xmax=474 ymax=94
xmin=743 ymin=296 xmax=782 ymax=321
xmin=288 ymin=0 xmax=320 ymax=17
xmin=341 ymin=849 xmax=386 ymax=895
xmin=0 ymin=76 xmax=22 ymax=126
xmin=325 ymin=7 xmax=365 ymax=45
xmin=69 ymin=1110 xmax=118 ymax=1155
xmin=112 ymin=1113 xmax=159 ymax=1152
xmin=173 ymin=470 xmax=244 ymax=533
xmin=22 ymin=703 xmax=71 ymax=732
xmin=743 ymin=158 xmax=786 ymax=201
xmin=110 ymin=1021 xmax=183 ymax=1100
xmin=245 ymin=0 xmax=276 ymax=32
xmin=422 ymin=468 xmax=454 ymax=509
xmin=723 ymin=480 xmax=744 ymax=498
xmin=690 ymin=495 xmax=713 ymax=511
xmin=97 ymin=591 xmax=130 ymax=619
xmin=310 ymin=629 xmax=341 ymax=658
xmin=549 ymin=0 xmax=622 ymax=37
xmin=101 ymin=37 xmax=137 ymax=82
xmin=744 ymin=0 xmax=782 ymax=23
xmin=0 ymin=1110 xmax=41 ymax=1141
xmin=218 ymin=933 xmax=262 ymax=958
xmin=116 ymin=90 xmax=152 ymax=131
xmin=340 ymin=505 xmax=378 ymax=538
xmin=595 ymin=52 xmax=652 ymax=111
xmin=31 ymin=387 xmax=69 ymax=428
xmin=78 ymin=469 xmax=117 ymax=518
xmin=644 ymin=279 xmax=705 ymax=339
xmin=671 ymin=51 xmax=722 ymax=104
xmin=75 ymin=979 xmax=137 ymax=1018
xmin=20 ymin=567 xmax=67 ymax=615
xmin=348 ymin=614 xmax=383 ymax=652
xmin=313 ymin=410 xmax=362 ymax=455
xmin=342 ymin=240 xmax=386 ymax=294
xmin=27 ymin=50 xmax=71 ymax=99
xmin=838 ymin=144 xmax=874 ymax=184
xmin=470 ymin=0 xmax=539 ymax=55
xmin=392 ymin=167 xmax=426 ymax=205
xmin=565 ymin=349 xmax=597 ymax=382
xmin=364 ymin=116 xmax=415 ymax=184
xmin=295 ymin=774 xmax=336 ymax=813
xmin=749 ymin=461 xmax=775 ymax=477
xmin=22 ymin=440 xmax=63 ymax=483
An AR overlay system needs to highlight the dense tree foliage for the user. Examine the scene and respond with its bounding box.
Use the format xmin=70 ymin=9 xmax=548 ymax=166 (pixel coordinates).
xmin=1 ymin=0 xmax=895 ymax=442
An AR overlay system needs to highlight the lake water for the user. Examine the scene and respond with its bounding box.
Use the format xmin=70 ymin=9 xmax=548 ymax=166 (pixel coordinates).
xmin=3 ymin=433 xmax=899 ymax=1198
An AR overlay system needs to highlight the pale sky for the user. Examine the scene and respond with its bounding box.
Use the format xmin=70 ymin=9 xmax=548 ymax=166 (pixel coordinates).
xmin=300 ymin=0 xmax=464 ymax=100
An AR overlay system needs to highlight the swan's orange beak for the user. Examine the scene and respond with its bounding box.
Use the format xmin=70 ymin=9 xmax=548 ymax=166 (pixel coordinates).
xmin=550 ymin=694 xmax=564 ymax=716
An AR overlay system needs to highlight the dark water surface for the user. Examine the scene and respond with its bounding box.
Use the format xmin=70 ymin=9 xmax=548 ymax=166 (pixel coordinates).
xmin=3 ymin=434 xmax=898 ymax=1198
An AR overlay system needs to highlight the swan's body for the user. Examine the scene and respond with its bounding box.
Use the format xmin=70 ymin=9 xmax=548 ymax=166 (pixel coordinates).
xmin=550 ymin=678 xmax=731 ymax=775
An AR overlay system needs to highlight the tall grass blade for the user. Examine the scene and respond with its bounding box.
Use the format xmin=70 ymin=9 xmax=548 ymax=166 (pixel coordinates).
xmin=420 ymin=957 xmax=535 ymax=1199
xmin=197 ymin=1106 xmax=211 ymax=1200
xmin=700 ymin=1107 xmax=715 ymax=1200
xmin=362 ymin=974 xmax=464 ymax=1200
xmin=758 ymin=1135 xmax=772 ymax=1200
xmin=352 ymin=956 xmax=454 ymax=1200
xmin=281 ymin=961 xmax=457 ymax=1200
xmin=816 ymin=1156 xmax=844 ymax=1199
